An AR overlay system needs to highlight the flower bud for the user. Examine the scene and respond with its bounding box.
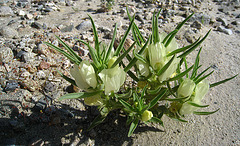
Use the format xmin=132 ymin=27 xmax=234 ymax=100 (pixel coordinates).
xmin=99 ymin=66 xmax=126 ymax=95
xmin=141 ymin=110 xmax=153 ymax=122
xmin=136 ymin=60 xmax=150 ymax=77
xmin=148 ymin=42 xmax=166 ymax=71
xmin=108 ymin=56 xmax=117 ymax=68
xmin=84 ymin=95 xmax=102 ymax=106
xmin=70 ymin=61 xmax=97 ymax=90
xmin=177 ymin=78 xmax=196 ymax=98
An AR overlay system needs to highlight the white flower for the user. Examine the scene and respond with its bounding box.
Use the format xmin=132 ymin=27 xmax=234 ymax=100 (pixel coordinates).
xmin=70 ymin=60 xmax=97 ymax=90
xmin=158 ymin=56 xmax=180 ymax=82
xmin=136 ymin=60 xmax=150 ymax=77
xmin=84 ymin=95 xmax=102 ymax=106
xmin=148 ymin=42 xmax=166 ymax=71
xmin=177 ymin=78 xmax=196 ymax=98
xmin=180 ymin=79 xmax=210 ymax=115
xmin=141 ymin=110 xmax=153 ymax=122
xmin=99 ymin=65 xmax=126 ymax=95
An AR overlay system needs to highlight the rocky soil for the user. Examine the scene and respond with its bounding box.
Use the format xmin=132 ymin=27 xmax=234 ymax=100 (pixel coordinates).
xmin=0 ymin=0 xmax=239 ymax=145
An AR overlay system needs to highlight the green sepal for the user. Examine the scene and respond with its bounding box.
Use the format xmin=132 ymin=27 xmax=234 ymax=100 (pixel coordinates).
xmin=164 ymin=29 xmax=178 ymax=48
xmin=187 ymin=101 xmax=209 ymax=108
xmin=55 ymin=35 xmax=82 ymax=62
xmin=210 ymin=74 xmax=238 ymax=88
xmin=147 ymin=87 xmax=162 ymax=95
xmin=148 ymin=89 xmax=167 ymax=109
xmin=175 ymin=13 xmax=194 ymax=30
xmin=191 ymin=47 xmax=202 ymax=79
xmin=162 ymin=29 xmax=178 ymax=45
xmin=44 ymin=42 xmax=80 ymax=65
xmin=111 ymin=42 xmax=136 ymax=69
xmin=87 ymin=114 xmax=106 ymax=131
xmin=57 ymin=70 xmax=77 ymax=87
xmin=116 ymin=89 xmax=132 ymax=99
xmin=193 ymin=108 xmax=219 ymax=115
xmin=128 ymin=118 xmax=139 ymax=137
xmin=193 ymin=66 xmax=210 ymax=81
xmin=88 ymin=15 xmax=100 ymax=58
xmin=59 ymin=91 xmax=102 ymax=101
xmin=194 ymin=71 xmax=214 ymax=84
xmin=164 ymin=96 xmax=188 ymax=101
xmin=178 ymin=29 xmax=211 ymax=58
xmin=119 ymin=99 xmax=135 ymax=112
xmin=183 ymin=57 xmax=189 ymax=78
xmin=156 ymin=55 xmax=175 ymax=76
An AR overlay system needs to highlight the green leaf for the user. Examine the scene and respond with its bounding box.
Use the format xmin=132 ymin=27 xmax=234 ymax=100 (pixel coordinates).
xmin=44 ymin=42 xmax=79 ymax=64
xmin=88 ymin=15 xmax=100 ymax=58
xmin=157 ymin=55 xmax=176 ymax=76
xmin=126 ymin=7 xmax=145 ymax=44
xmin=115 ymin=15 xmax=135 ymax=56
xmin=128 ymin=118 xmax=139 ymax=137
xmin=162 ymin=29 xmax=178 ymax=45
xmin=193 ymin=108 xmax=219 ymax=115
xmin=88 ymin=115 xmax=106 ymax=131
xmin=124 ymin=37 xmax=150 ymax=72
xmin=183 ymin=57 xmax=188 ymax=78
xmin=133 ymin=49 xmax=147 ymax=63
xmin=149 ymin=117 xmax=164 ymax=127
xmin=147 ymin=87 xmax=162 ymax=95
xmin=116 ymin=89 xmax=132 ymax=99
xmin=104 ymin=23 xmax=117 ymax=63
xmin=55 ymin=35 xmax=82 ymax=62
xmin=194 ymin=71 xmax=214 ymax=84
xmin=191 ymin=47 xmax=202 ymax=79
xmin=59 ymin=91 xmax=101 ymax=101
xmin=164 ymin=96 xmax=188 ymax=101
xmin=126 ymin=115 xmax=135 ymax=126
xmin=167 ymin=65 xmax=194 ymax=82
xmin=111 ymin=42 xmax=136 ymax=69
xmin=166 ymin=82 xmax=177 ymax=98
xmin=148 ymin=90 xmax=167 ymax=109
xmin=175 ymin=13 xmax=194 ymax=30
xmin=210 ymin=74 xmax=238 ymax=88
xmin=164 ymin=29 xmax=179 ymax=48
xmin=187 ymin=101 xmax=209 ymax=108
xmin=121 ymin=62 xmax=139 ymax=82
xmin=119 ymin=99 xmax=135 ymax=112
xmin=167 ymin=37 xmax=201 ymax=57
xmin=178 ymin=30 xmax=211 ymax=58
xmin=171 ymin=117 xmax=188 ymax=122
xmin=153 ymin=9 xmax=162 ymax=43
xmin=57 ymin=70 xmax=77 ymax=86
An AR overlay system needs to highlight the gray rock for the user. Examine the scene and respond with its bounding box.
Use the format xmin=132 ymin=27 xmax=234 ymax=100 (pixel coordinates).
xmin=4 ymin=80 xmax=19 ymax=92
xmin=216 ymin=17 xmax=228 ymax=26
xmin=17 ymin=0 xmax=29 ymax=7
xmin=36 ymin=70 xmax=46 ymax=79
xmin=31 ymin=22 xmax=43 ymax=29
xmin=22 ymin=52 xmax=36 ymax=62
xmin=0 ymin=6 xmax=14 ymax=16
xmin=135 ymin=14 xmax=145 ymax=23
xmin=217 ymin=26 xmax=233 ymax=35
xmin=0 ymin=47 xmax=14 ymax=63
xmin=76 ymin=21 xmax=92 ymax=31
xmin=60 ymin=24 xmax=74 ymax=32
xmin=191 ymin=21 xmax=202 ymax=29
xmin=189 ymin=13 xmax=211 ymax=25
xmin=0 ymin=26 xmax=19 ymax=38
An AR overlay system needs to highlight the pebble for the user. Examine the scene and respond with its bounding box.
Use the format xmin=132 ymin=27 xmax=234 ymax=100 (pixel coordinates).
xmin=75 ymin=21 xmax=92 ymax=31
xmin=189 ymin=13 xmax=211 ymax=25
xmin=31 ymin=22 xmax=43 ymax=29
xmin=4 ymin=80 xmax=19 ymax=92
xmin=0 ymin=47 xmax=14 ymax=63
xmin=39 ymin=61 xmax=50 ymax=70
xmin=22 ymin=52 xmax=36 ymax=62
xmin=0 ymin=6 xmax=14 ymax=16
xmin=190 ymin=21 xmax=202 ymax=29
xmin=0 ymin=26 xmax=19 ymax=38
xmin=44 ymin=81 xmax=57 ymax=92
xmin=217 ymin=26 xmax=233 ymax=35
xmin=60 ymin=24 xmax=74 ymax=32
xmin=216 ymin=17 xmax=228 ymax=26
xmin=36 ymin=70 xmax=46 ymax=79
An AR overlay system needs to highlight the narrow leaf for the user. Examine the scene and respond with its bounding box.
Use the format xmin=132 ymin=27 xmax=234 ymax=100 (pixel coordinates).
xmin=57 ymin=70 xmax=77 ymax=86
xmin=119 ymin=99 xmax=135 ymax=112
xmin=171 ymin=117 xmax=188 ymax=122
xmin=115 ymin=16 xmax=135 ymax=56
xmin=147 ymin=87 xmax=162 ymax=95
xmin=164 ymin=96 xmax=188 ymax=101
xmin=104 ymin=23 xmax=117 ymax=62
xmin=162 ymin=29 xmax=178 ymax=45
xmin=157 ymin=55 xmax=175 ymax=76
xmin=167 ymin=65 xmax=194 ymax=81
xmin=128 ymin=119 xmax=139 ymax=137
xmin=88 ymin=15 xmax=100 ymax=57
xmin=88 ymin=115 xmax=106 ymax=131
xmin=111 ymin=42 xmax=136 ymax=69
xmin=210 ymin=74 xmax=238 ymax=88
xmin=195 ymin=71 xmax=214 ymax=84
xmin=165 ymin=29 xmax=179 ymax=48
xmin=59 ymin=91 xmax=101 ymax=101
xmin=191 ymin=47 xmax=202 ymax=79
xmin=55 ymin=35 xmax=82 ymax=62
xmin=178 ymin=30 xmax=211 ymax=58
xmin=175 ymin=13 xmax=194 ymax=30
xmin=133 ymin=49 xmax=147 ymax=63
xmin=149 ymin=117 xmax=164 ymax=127
xmin=187 ymin=101 xmax=209 ymax=108
xmin=166 ymin=82 xmax=177 ymax=98
xmin=148 ymin=90 xmax=167 ymax=109
xmin=193 ymin=108 xmax=219 ymax=115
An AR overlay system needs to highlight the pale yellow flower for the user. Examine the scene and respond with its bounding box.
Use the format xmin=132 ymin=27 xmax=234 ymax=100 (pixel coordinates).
xmin=177 ymin=78 xmax=196 ymax=98
xmin=141 ymin=110 xmax=153 ymax=122
xmin=84 ymin=95 xmax=103 ymax=106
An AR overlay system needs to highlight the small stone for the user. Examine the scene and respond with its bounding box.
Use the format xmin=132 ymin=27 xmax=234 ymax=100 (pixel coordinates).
xmin=31 ymin=22 xmax=42 ymax=29
xmin=22 ymin=52 xmax=36 ymax=62
xmin=0 ymin=6 xmax=14 ymax=17
xmin=44 ymin=81 xmax=56 ymax=92
xmin=231 ymin=20 xmax=240 ymax=25
xmin=76 ymin=21 xmax=92 ymax=31
xmin=61 ymin=24 xmax=74 ymax=32
xmin=191 ymin=21 xmax=202 ymax=29
xmin=217 ymin=26 xmax=233 ymax=35
xmin=18 ymin=10 xmax=25 ymax=16
xmin=0 ymin=47 xmax=14 ymax=63
xmin=0 ymin=26 xmax=19 ymax=38
xmin=20 ymin=71 xmax=31 ymax=79
xmin=25 ymin=13 xmax=33 ymax=19
xmin=39 ymin=61 xmax=50 ymax=70
xmin=22 ymin=89 xmax=32 ymax=102
xmin=36 ymin=70 xmax=46 ymax=79
xmin=135 ymin=14 xmax=144 ymax=23
xmin=4 ymin=80 xmax=19 ymax=92
xmin=216 ymin=17 xmax=228 ymax=26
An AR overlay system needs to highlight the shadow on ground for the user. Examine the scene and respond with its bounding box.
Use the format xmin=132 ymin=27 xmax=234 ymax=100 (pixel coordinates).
xmin=0 ymin=96 xmax=164 ymax=145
